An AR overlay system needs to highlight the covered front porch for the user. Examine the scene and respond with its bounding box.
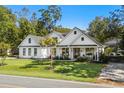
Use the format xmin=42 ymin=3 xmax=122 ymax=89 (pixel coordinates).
xmin=54 ymin=46 xmax=103 ymax=61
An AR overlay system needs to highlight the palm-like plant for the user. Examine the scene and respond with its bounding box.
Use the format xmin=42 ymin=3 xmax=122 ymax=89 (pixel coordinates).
xmin=39 ymin=37 xmax=57 ymax=69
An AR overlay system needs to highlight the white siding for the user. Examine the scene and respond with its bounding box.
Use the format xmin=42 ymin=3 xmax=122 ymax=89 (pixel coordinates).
xmin=19 ymin=47 xmax=51 ymax=59
xmin=59 ymin=29 xmax=82 ymax=45
xmin=19 ymin=35 xmax=41 ymax=47
xmin=72 ymin=34 xmax=97 ymax=45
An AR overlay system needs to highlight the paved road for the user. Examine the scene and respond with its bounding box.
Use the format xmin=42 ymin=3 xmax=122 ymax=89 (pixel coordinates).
xmin=0 ymin=74 xmax=115 ymax=88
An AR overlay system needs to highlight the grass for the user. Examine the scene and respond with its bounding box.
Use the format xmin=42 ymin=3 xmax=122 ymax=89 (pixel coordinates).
xmin=0 ymin=59 xmax=105 ymax=82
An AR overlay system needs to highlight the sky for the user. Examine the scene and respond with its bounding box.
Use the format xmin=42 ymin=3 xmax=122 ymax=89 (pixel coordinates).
xmin=6 ymin=5 xmax=121 ymax=30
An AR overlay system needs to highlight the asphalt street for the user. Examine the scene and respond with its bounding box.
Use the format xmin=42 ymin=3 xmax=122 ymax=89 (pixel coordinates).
xmin=0 ymin=74 xmax=115 ymax=88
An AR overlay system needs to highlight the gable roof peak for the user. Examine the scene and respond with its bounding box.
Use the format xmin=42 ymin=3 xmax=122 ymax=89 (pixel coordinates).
xmin=73 ymin=27 xmax=86 ymax=33
xmin=73 ymin=27 xmax=79 ymax=30
xmin=72 ymin=27 xmax=103 ymax=46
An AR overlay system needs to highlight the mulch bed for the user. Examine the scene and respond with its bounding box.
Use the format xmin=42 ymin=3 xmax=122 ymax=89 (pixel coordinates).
xmin=96 ymin=79 xmax=124 ymax=87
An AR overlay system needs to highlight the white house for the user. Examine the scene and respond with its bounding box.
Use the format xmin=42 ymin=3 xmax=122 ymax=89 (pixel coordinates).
xmin=18 ymin=27 xmax=104 ymax=61
xmin=56 ymin=27 xmax=103 ymax=61
xmin=18 ymin=31 xmax=64 ymax=59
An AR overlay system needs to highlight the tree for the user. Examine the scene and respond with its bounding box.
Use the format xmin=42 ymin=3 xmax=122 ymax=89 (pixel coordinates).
xmin=108 ymin=9 xmax=123 ymax=39
xmin=18 ymin=18 xmax=36 ymax=40
xmin=0 ymin=6 xmax=19 ymax=49
xmin=40 ymin=37 xmax=56 ymax=47
xmin=0 ymin=42 xmax=10 ymax=66
xmin=54 ymin=26 xmax=70 ymax=33
xmin=120 ymin=33 xmax=124 ymax=50
xmin=88 ymin=16 xmax=110 ymax=43
xmin=109 ymin=6 xmax=124 ymax=50
xmin=38 ymin=5 xmax=62 ymax=32
xmin=35 ymin=20 xmax=49 ymax=36
xmin=16 ymin=7 xmax=30 ymax=19
xmin=39 ymin=37 xmax=57 ymax=68
xmin=16 ymin=7 xmax=36 ymax=41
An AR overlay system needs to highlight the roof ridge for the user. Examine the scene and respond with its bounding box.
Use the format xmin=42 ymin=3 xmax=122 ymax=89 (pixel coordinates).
xmin=28 ymin=34 xmax=42 ymax=38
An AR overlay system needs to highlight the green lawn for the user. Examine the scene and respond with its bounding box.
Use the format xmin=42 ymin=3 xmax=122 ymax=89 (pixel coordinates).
xmin=0 ymin=59 xmax=105 ymax=82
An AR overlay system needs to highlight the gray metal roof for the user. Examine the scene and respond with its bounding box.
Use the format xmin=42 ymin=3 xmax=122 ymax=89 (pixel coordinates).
xmin=104 ymin=38 xmax=121 ymax=46
xmin=18 ymin=31 xmax=64 ymax=47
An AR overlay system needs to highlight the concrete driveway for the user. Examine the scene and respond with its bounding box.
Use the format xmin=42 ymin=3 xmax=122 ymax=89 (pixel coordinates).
xmin=100 ymin=63 xmax=124 ymax=82
xmin=0 ymin=74 xmax=115 ymax=88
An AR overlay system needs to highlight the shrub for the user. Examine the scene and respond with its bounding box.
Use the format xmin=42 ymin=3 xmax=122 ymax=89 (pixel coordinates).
xmin=104 ymin=47 xmax=113 ymax=56
xmin=99 ymin=53 xmax=108 ymax=63
xmin=44 ymin=65 xmax=52 ymax=70
xmin=76 ymin=56 xmax=89 ymax=62
xmin=72 ymin=69 xmax=88 ymax=77
xmin=53 ymin=56 xmax=59 ymax=60
xmin=79 ymin=70 xmax=88 ymax=77
xmin=53 ymin=56 xmax=71 ymax=60
xmin=54 ymin=65 xmax=73 ymax=73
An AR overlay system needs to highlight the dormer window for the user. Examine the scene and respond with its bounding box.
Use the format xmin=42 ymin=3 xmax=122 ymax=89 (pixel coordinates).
xmin=74 ymin=31 xmax=77 ymax=34
xmin=81 ymin=37 xmax=84 ymax=41
xmin=28 ymin=38 xmax=31 ymax=43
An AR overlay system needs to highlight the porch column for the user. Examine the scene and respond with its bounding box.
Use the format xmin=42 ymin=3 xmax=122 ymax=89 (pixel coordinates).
xmin=69 ymin=48 xmax=73 ymax=59
xmin=84 ymin=48 xmax=86 ymax=55
xmin=80 ymin=48 xmax=84 ymax=57
xmin=56 ymin=47 xmax=60 ymax=57
xmin=48 ymin=47 xmax=51 ymax=57
xmin=25 ymin=48 xmax=28 ymax=57
xmin=31 ymin=47 xmax=34 ymax=58
xmin=96 ymin=48 xmax=99 ymax=61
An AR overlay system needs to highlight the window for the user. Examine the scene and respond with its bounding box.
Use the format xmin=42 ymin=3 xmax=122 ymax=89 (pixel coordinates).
xmin=62 ymin=48 xmax=69 ymax=58
xmin=28 ymin=38 xmax=31 ymax=43
xmin=74 ymin=31 xmax=77 ymax=34
xmin=23 ymin=48 xmax=26 ymax=56
xmin=28 ymin=48 xmax=31 ymax=56
xmin=34 ymin=48 xmax=37 ymax=56
xmin=81 ymin=37 xmax=84 ymax=41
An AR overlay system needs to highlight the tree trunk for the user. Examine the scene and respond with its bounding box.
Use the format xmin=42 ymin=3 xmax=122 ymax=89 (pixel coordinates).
xmin=0 ymin=56 xmax=6 ymax=66
xmin=50 ymin=48 xmax=53 ymax=69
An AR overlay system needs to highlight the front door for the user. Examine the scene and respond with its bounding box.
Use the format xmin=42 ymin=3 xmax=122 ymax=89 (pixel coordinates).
xmin=73 ymin=48 xmax=80 ymax=58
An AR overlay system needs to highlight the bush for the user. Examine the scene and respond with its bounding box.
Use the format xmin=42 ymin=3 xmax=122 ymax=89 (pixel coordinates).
xmin=76 ymin=56 xmax=89 ymax=62
xmin=99 ymin=53 xmax=108 ymax=63
xmin=79 ymin=70 xmax=88 ymax=77
xmin=104 ymin=47 xmax=113 ymax=56
xmin=107 ymin=56 xmax=124 ymax=62
xmin=54 ymin=65 xmax=73 ymax=73
xmin=53 ymin=62 xmax=103 ymax=78
xmin=72 ymin=69 xmax=88 ymax=77
xmin=53 ymin=56 xmax=59 ymax=60
xmin=44 ymin=65 xmax=52 ymax=70
xmin=53 ymin=56 xmax=71 ymax=60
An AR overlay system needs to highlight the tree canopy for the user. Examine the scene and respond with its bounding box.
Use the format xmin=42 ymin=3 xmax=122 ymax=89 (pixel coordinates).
xmin=0 ymin=5 xmax=124 ymax=53
xmin=0 ymin=6 xmax=19 ymax=48
xmin=88 ymin=6 xmax=124 ymax=46
xmin=39 ymin=37 xmax=57 ymax=47
xmin=88 ymin=17 xmax=110 ymax=43
xmin=38 ymin=5 xmax=62 ymax=32
xmin=0 ymin=5 xmax=66 ymax=52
